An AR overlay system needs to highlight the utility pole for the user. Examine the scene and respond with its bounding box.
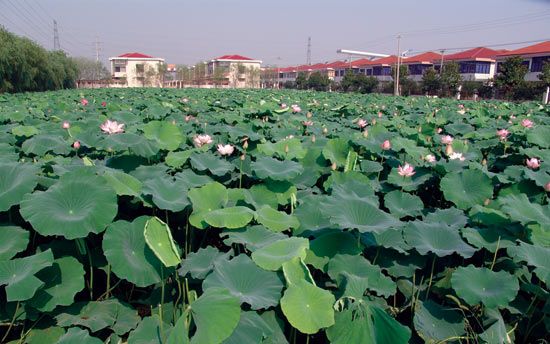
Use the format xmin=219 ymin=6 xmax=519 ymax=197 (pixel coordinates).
xmin=439 ymin=49 xmax=445 ymax=73
xmin=306 ymin=37 xmax=311 ymax=65
xmin=53 ymin=20 xmax=60 ymax=50
xmin=93 ymin=37 xmax=102 ymax=88
xmin=394 ymin=35 xmax=401 ymax=96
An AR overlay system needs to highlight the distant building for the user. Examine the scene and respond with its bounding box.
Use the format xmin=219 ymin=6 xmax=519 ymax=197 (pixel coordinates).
xmin=109 ymin=52 xmax=165 ymax=87
xmin=496 ymin=41 xmax=550 ymax=81
xmin=207 ymin=55 xmax=262 ymax=88
xmin=442 ymin=47 xmax=504 ymax=82
xmin=402 ymin=52 xmax=443 ymax=82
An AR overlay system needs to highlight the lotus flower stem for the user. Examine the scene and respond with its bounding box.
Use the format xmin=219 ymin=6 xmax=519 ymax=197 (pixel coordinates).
xmin=425 ymin=256 xmax=436 ymax=301
xmin=159 ymin=266 xmax=165 ymax=340
xmin=490 ymin=236 xmax=501 ymax=271
xmin=0 ymin=301 xmax=19 ymax=343
xmin=105 ymin=264 xmax=111 ymax=299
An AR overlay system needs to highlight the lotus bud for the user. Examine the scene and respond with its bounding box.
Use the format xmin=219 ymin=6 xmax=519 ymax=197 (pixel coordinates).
xmin=445 ymin=144 xmax=454 ymax=156
xmin=418 ymin=126 xmax=422 ymax=133
xmin=73 ymin=141 xmax=81 ymax=149
xmin=311 ymin=135 xmax=316 ymax=143
xmin=371 ymin=119 xmax=377 ymax=125
xmin=171 ymin=120 xmax=176 ymax=125
xmin=240 ymin=154 xmax=246 ymax=161
xmin=331 ymin=162 xmax=337 ymax=170
xmin=544 ymin=182 xmax=550 ymax=192
xmin=306 ymin=112 xmax=313 ymax=119
xmin=484 ymin=199 xmax=490 ymax=206
xmin=482 ymin=158 xmax=487 ymax=166
xmin=284 ymin=145 xmax=289 ymax=153
xmin=362 ymin=129 xmax=369 ymax=138
xmin=323 ymin=127 xmax=328 ymax=135
xmin=243 ymin=140 xmax=249 ymax=149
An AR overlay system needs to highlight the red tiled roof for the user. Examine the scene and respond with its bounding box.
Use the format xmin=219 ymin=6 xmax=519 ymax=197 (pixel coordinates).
xmin=215 ymin=54 xmax=255 ymax=61
xmin=118 ymin=52 xmax=154 ymax=58
xmin=497 ymin=41 xmax=550 ymax=57
xmin=404 ymin=52 xmax=442 ymax=64
xmin=367 ymin=55 xmax=399 ymax=65
xmin=444 ymin=47 xmax=500 ymax=61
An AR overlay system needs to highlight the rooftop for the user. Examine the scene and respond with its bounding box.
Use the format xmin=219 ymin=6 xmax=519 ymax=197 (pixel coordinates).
xmin=117 ymin=52 xmax=154 ymax=58
xmin=497 ymin=41 xmax=550 ymax=57
xmin=444 ymin=47 xmax=504 ymax=61
xmin=214 ymin=54 xmax=256 ymax=61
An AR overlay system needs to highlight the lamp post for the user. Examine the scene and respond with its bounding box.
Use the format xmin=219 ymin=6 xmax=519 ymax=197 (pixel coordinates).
xmin=394 ymin=35 xmax=401 ymax=96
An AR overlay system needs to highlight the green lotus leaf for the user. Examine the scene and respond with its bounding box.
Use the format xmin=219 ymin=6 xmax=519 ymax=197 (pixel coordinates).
xmin=0 ymin=163 xmax=39 ymax=212
xmin=440 ymin=169 xmax=493 ymax=209
xmin=322 ymin=138 xmax=350 ymax=167
xmin=526 ymin=125 xmax=550 ymax=148
xmin=280 ymin=280 xmax=335 ymax=334
xmin=27 ymin=256 xmax=85 ymax=312
xmin=0 ymin=226 xmax=29 ymax=260
xmin=21 ymin=134 xmax=71 ymax=156
xmin=321 ymin=194 xmax=401 ymax=234
xmin=103 ymin=216 xmax=163 ymax=287
xmin=190 ymin=153 xmax=235 ymax=176
xmin=190 ymin=287 xmax=241 ymax=344
xmin=166 ymin=150 xmax=194 ymax=168
xmin=223 ymin=311 xmax=274 ymax=344
xmin=144 ymin=216 xmax=181 ymax=267
xmin=252 ymin=237 xmax=309 ymax=271
xmin=387 ymin=168 xmax=432 ymax=191
xmin=56 ymin=299 xmax=139 ymax=334
xmin=507 ymin=242 xmax=549 ymax=285
xmin=188 ymin=182 xmax=228 ymax=228
xmin=101 ymin=169 xmax=143 ymax=197
xmin=175 ymin=170 xmax=213 ymax=189
xmin=244 ymin=184 xmax=280 ymax=209
xmin=252 ymin=156 xmax=304 ymax=181
xmin=327 ymin=254 xmax=395 ymax=297
xmin=403 ymin=220 xmax=476 ymax=258
xmin=384 ymin=190 xmax=423 ymax=218
xmin=179 ymin=246 xmax=230 ymax=279
xmin=461 ymin=227 xmax=515 ymax=253
xmin=479 ymin=309 xmax=510 ymax=344
xmin=413 ymin=300 xmax=465 ymax=343
xmin=255 ymin=205 xmax=300 ymax=232
xmin=166 ymin=311 xmax=190 ymax=344
xmin=222 ymin=225 xmax=287 ymax=252
xmin=451 ymin=266 xmax=519 ymax=308
xmin=293 ymin=195 xmax=332 ymax=234
xmin=102 ymin=133 xmax=160 ymax=158
xmin=142 ymin=120 xmax=183 ymax=151
xmin=57 ymin=328 xmax=102 ymax=344
xmin=127 ymin=314 xmax=172 ymax=344
xmin=19 ymin=169 xmax=118 ymax=239
xmin=260 ymin=311 xmax=290 ymax=344
xmin=498 ymin=193 xmax=550 ymax=229
xmin=142 ymin=176 xmax=190 ymax=212
xmin=203 ymin=254 xmax=284 ymax=310
xmin=257 ymin=138 xmax=307 ymax=160
xmin=12 ymin=125 xmax=39 ymax=137
xmin=201 ymin=206 xmax=254 ymax=229
xmin=0 ymin=249 xmax=53 ymax=301
xmin=305 ymin=231 xmax=362 ymax=270
xmin=282 ymin=256 xmax=315 ymax=285
xmin=22 ymin=327 xmax=65 ymax=344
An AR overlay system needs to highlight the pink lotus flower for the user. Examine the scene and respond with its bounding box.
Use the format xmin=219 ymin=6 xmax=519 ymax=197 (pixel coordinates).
xmin=73 ymin=141 xmax=80 ymax=149
xmin=424 ymin=154 xmax=436 ymax=163
xmin=185 ymin=115 xmax=195 ymax=122
xmin=397 ymin=163 xmax=415 ymax=177
xmin=101 ymin=101 xmax=107 ymax=107
xmin=80 ymin=98 xmax=88 ymax=106
xmin=449 ymin=152 xmax=465 ymax=161
xmin=291 ymin=104 xmax=301 ymax=113
xmin=545 ymin=182 xmax=550 ymax=192
xmin=181 ymin=98 xmax=189 ymax=103
xmin=458 ymin=104 xmax=464 ymax=109
xmin=303 ymin=121 xmax=313 ymax=126
xmin=526 ymin=157 xmax=540 ymax=169
xmin=436 ymin=128 xmax=443 ymax=134
xmin=521 ymin=119 xmax=534 ymax=128
xmin=357 ymin=118 xmax=368 ymax=128
xmin=441 ymin=135 xmax=454 ymax=145
xmin=217 ymin=144 xmax=234 ymax=156
xmin=378 ymin=112 xmax=383 ymax=118
xmin=100 ymin=119 xmax=125 ymax=134
xmin=381 ymin=140 xmax=391 ymax=151
xmin=281 ymin=103 xmax=287 ymax=109
xmin=62 ymin=121 xmax=70 ymax=129
xmin=497 ymin=129 xmax=510 ymax=141
xmin=193 ymin=134 xmax=213 ymax=147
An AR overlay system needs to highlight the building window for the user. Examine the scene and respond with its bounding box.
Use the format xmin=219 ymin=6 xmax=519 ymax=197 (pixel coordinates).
xmin=531 ymin=56 xmax=550 ymax=72
xmin=475 ymin=62 xmax=490 ymax=74
xmin=115 ymin=66 xmax=126 ymax=73
xmin=366 ymin=69 xmax=372 ymax=76
xmin=372 ymin=66 xmax=382 ymax=76
xmin=409 ymin=64 xmax=429 ymax=75
xmin=136 ymin=64 xmax=144 ymax=73
xmin=382 ymin=66 xmax=391 ymax=76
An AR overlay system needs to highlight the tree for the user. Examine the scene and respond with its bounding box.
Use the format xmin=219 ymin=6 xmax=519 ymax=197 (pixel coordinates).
xmin=391 ymin=64 xmax=414 ymax=95
xmin=495 ymin=56 xmax=528 ymax=99
xmin=72 ymin=57 xmax=109 ymax=81
xmin=245 ymin=66 xmax=260 ymax=88
xmin=421 ymin=67 xmax=441 ymax=95
xmin=295 ymin=72 xmax=308 ymax=90
xmin=538 ymin=61 xmax=550 ymax=87
xmin=440 ymin=62 xmax=462 ymax=96
xmin=340 ymin=71 xmax=378 ymax=93
xmin=306 ymin=71 xmax=330 ymax=91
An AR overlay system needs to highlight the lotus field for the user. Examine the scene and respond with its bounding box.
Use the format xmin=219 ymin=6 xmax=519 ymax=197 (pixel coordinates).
xmin=1 ymin=88 xmax=549 ymax=343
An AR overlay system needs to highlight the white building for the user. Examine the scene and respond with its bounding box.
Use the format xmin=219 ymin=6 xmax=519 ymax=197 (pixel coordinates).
xmin=496 ymin=41 xmax=550 ymax=81
xmin=207 ymin=55 xmax=262 ymax=88
xmin=109 ymin=52 xmax=165 ymax=87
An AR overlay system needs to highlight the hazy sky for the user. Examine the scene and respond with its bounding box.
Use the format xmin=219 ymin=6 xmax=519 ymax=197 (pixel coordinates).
xmin=1 ymin=0 xmax=549 ymax=67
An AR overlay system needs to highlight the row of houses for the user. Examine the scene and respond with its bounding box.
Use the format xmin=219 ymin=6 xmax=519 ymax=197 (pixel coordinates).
xmin=93 ymin=40 xmax=549 ymax=89
xmin=273 ymin=40 xmax=550 ymax=85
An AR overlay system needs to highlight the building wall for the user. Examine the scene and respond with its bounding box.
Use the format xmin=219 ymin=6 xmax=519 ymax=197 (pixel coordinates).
xmin=209 ymin=61 xmax=261 ymax=88
xmin=110 ymin=58 xmax=165 ymax=87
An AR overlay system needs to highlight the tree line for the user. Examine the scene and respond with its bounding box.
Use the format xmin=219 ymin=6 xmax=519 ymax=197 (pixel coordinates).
xmin=0 ymin=27 xmax=79 ymax=93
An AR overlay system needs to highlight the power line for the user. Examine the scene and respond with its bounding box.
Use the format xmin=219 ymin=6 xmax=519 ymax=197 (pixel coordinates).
xmin=3 ymin=0 xmax=52 ymax=43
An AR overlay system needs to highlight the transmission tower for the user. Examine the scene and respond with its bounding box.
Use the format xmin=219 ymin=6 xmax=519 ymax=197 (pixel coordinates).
xmin=53 ymin=20 xmax=60 ymax=50
xmin=306 ymin=36 xmax=311 ymax=65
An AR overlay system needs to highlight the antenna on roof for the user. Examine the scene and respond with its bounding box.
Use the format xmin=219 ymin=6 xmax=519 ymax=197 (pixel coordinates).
xmin=306 ymin=37 xmax=312 ymax=65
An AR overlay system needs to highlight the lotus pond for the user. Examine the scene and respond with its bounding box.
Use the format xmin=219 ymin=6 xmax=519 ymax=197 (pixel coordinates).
xmin=0 ymin=88 xmax=549 ymax=343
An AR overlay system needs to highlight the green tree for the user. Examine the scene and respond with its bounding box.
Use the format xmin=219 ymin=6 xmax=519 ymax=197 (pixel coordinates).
xmin=306 ymin=71 xmax=330 ymax=91
xmin=538 ymin=61 xmax=550 ymax=87
xmin=295 ymin=72 xmax=308 ymax=90
xmin=440 ymin=62 xmax=462 ymax=96
xmin=391 ymin=64 xmax=414 ymax=95
xmin=495 ymin=56 xmax=528 ymax=99
xmin=421 ymin=67 xmax=441 ymax=95
xmin=72 ymin=57 xmax=109 ymax=81
xmin=340 ymin=71 xmax=378 ymax=93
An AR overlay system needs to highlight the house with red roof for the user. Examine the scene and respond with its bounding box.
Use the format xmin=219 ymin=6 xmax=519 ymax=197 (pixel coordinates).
xmin=402 ymin=52 xmax=442 ymax=81
xmin=207 ymin=54 xmax=262 ymax=88
xmin=109 ymin=52 xmax=165 ymax=87
xmin=443 ymin=47 xmax=502 ymax=81
xmin=496 ymin=41 xmax=550 ymax=81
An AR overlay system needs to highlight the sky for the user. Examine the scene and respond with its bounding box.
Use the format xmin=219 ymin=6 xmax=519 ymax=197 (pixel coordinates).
xmin=1 ymin=0 xmax=549 ymax=67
